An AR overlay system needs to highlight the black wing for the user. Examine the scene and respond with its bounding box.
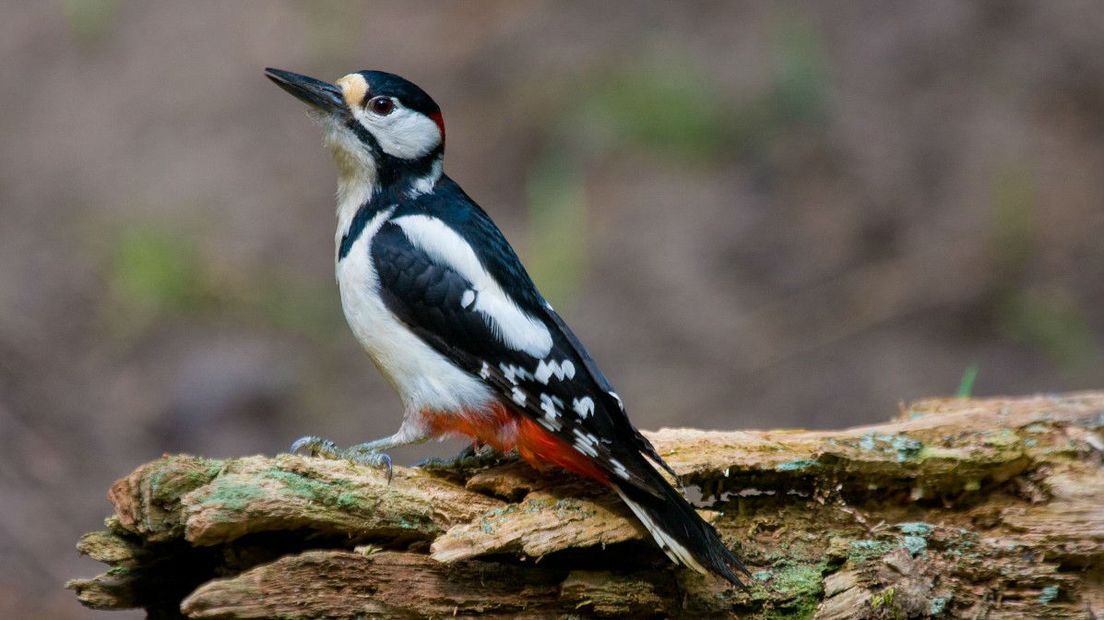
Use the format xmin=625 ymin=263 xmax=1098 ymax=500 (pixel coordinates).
xmin=538 ymin=305 xmax=678 ymax=480
xmin=370 ymin=217 xmax=670 ymax=499
xmin=412 ymin=177 xmax=676 ymax=476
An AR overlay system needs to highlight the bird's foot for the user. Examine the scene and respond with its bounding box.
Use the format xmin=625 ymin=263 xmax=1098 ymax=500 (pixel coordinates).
xmin=416 ymin=443 xmax=478 ymax=470
xmin=341 ymin=443 xmax=394 ymax=483
xmin=417 ymin=443 xmax=514 ymax=471
xmin=290 ymin=435 xmax=340 ymax=458
xmin=290 ymin=435 xmax=393 ymax=483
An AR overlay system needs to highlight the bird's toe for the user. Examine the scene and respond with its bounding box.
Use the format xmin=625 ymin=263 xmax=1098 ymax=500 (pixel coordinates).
xmin=290 ymin=435 xmax=339 ymax=458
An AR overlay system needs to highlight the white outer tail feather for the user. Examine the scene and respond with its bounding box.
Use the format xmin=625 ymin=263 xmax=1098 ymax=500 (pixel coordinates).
xmin=614 ymin=488 xmax=709 ymax=576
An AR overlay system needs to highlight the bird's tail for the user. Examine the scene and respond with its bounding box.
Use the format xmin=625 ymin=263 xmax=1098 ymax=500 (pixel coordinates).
xmin=614 ymin=463 xmax=749 ymax=588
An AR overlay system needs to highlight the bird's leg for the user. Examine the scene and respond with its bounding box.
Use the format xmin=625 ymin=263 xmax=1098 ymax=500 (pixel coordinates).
xmin=290 ymin=420 xmax=429 ymax=483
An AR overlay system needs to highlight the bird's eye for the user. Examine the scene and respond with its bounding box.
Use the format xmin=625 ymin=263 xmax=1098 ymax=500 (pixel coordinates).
xmin=368 ymin=96 xmax=395 ymax=116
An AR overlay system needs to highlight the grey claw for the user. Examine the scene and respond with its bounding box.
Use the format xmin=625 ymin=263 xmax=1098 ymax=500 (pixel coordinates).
xmin=343 ymin=446 xmax=393 ymax=484
xmin=290 ymin=436 xmax=338 ymax=458
xmin=381 ymin=453 xmax=393 ymax=485
xmin=290 ymin=438 xmax=392 ymax=482
xmin=290 ymin=436 xmax=315 ymax=454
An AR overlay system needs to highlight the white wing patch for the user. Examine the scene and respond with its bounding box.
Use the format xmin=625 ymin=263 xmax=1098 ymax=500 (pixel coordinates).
xmin=500 ymin=363 xmax=534 ymax=385
xmin=538 ymin=393 xmax=563 ymax=430
xmin=608 ymin=391 xmax=624 ymax=410
xmin=460 ymin=289 xmax=476 ymax=309
xmin=539 ymin=393 xmax=561 ymax=414
xmin=608 ymin=458 xmax=631 ymax=481
xmin=534 ymin=359 xmax=576 ymax=384
xmin=572 ymin=396 xmax=595 ymax=419
xmin=572 ymin=428 xmax=600 ymax=458
xmin=392 ymin=215 xmax=554 ymax=358
xmin=335 ymin=206 xmax=496 ymax=414
xmin=511 ymin=386 xmax=527 ymax=406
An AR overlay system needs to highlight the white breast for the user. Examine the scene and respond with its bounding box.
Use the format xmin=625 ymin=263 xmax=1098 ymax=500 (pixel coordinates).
xmin=335 ymin=206 xmax=496 ymax=415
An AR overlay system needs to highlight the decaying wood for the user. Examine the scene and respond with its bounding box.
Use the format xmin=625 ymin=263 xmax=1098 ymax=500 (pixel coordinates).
xmin=67 ymin=393 xmax=1104 ymax=618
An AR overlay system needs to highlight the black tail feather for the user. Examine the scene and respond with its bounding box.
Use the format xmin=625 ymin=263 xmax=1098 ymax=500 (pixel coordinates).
xmin=614 ymin=458 xmax=749 ymax=588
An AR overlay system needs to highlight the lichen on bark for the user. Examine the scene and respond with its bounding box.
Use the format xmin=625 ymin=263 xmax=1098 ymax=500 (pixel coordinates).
xmin=68 ymin=393 xmax=1104 ymax=618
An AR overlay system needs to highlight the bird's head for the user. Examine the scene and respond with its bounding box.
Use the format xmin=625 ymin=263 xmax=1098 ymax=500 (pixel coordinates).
xmin=265 ymin=68 xmax=445 ymax=195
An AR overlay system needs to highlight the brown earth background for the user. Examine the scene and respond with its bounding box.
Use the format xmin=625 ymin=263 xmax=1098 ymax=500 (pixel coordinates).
xmin=2 ymin=2 xmax=1104 ymax=617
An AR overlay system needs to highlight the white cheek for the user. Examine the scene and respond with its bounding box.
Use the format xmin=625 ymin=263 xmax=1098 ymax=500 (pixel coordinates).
xmin=356 ymin=107 xmax=441 ymax=159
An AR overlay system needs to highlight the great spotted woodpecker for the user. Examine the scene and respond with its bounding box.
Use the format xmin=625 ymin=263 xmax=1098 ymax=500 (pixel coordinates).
xmin=265 ymin=68 xmax=748 ymax=587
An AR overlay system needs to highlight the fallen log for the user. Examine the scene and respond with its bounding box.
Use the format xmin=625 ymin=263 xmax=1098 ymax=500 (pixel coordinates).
xmin=67 ymin=393 xmax=1104 ymax=618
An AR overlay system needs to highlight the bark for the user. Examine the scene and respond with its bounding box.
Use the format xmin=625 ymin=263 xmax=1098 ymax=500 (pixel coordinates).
xmin=67 ymin=393 xmax=1104 ymax=618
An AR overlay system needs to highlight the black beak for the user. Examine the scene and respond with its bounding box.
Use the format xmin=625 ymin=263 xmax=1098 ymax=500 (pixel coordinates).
xmin=265 ymin=68 xmax=345 ymax=113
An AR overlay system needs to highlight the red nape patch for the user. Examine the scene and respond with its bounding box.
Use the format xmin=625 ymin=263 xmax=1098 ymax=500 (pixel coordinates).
xmin=422 ymin=404 xmax=608 ymax=486
xmin=429 ymin=111 xmax=446 ymax=147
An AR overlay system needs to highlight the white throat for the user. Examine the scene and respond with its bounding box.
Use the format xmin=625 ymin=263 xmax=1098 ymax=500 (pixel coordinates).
xmin=323 ymin=117 xmax=379 ymax=237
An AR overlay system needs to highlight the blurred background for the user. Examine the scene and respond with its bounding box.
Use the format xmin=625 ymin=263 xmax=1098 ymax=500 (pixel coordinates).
xmin=3 ymin=1 xmax=1104 ymax=616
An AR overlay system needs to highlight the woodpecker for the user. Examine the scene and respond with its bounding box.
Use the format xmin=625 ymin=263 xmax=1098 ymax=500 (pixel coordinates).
xmin=265 ymin=67 xmax=749 ymax=587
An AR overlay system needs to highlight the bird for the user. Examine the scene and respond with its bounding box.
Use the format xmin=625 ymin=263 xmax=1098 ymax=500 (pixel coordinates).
xmin=265 ymin=67 xmax=749 ymax=587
